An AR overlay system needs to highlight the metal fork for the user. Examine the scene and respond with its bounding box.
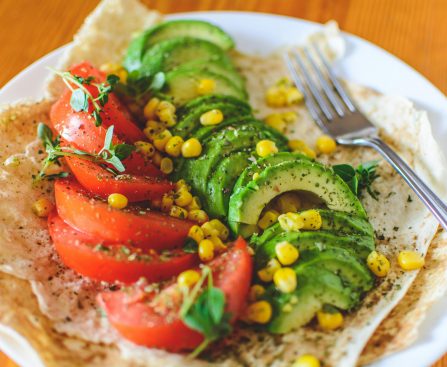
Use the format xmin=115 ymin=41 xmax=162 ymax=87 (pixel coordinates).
xmin=284 ymin=45 xmax=447 ymax=231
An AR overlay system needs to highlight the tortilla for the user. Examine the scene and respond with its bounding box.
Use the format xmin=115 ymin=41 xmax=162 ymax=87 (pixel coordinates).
xmin=1 ymin=0 xmax=446 ymax=366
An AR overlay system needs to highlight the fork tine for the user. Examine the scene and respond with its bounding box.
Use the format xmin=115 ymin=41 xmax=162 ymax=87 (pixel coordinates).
xmin=292 ymin=50 xmax=334 ymax=120
xmin=283 ymin=52 xmax=328 ymax=132
xmin=312 ymin=43 xmax=356 ymax=112
xmin=303 ymin=48 xmax=345 ymax=117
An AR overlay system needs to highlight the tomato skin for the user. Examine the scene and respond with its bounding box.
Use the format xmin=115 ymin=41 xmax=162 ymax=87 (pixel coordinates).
xmin=65 ymin=156 xmax=173 ymax=202
xmin=54 ymin=178 xmax=193 ymax=250
xmin=98 ymin=238 xmax=253 ymax=351
xmin=48 ymin=212 xmax=198 ymax=283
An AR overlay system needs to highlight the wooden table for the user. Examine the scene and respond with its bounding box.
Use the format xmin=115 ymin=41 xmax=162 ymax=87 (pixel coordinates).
xmin=0 ymin=0 xmax=446 ymax=366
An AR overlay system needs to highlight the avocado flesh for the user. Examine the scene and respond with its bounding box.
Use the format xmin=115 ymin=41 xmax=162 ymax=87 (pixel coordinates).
xmin=251 ymin=209 xmax=374 ymax=247
xmin=206 ymin=151 xmax=252 ymax=218
xmin=165 ymin=69 xmax=247 ymax=106
xmin=177 ymin=94 xmax=251 ymax=118
xmin=228 ymin=159 xmax=367 ymax=235
xmin=266 ymin=267 xmax=360 ymax=334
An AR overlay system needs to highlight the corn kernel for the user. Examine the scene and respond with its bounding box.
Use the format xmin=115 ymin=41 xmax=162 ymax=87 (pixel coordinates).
xmin=258 ymin=258 xmax=281 ymax=282
xmin=177 ymin=269 xmax=201 ymax=288
xmin=317 ymin=310 xmax=344 ymax=330
xmin=165 ymin=136 xmax=184 ymax=157
xmin=293 ymin=355 xmax=321 ymax=367
xmin=188 ymin=225 xmax=204 ymax=243
xmin=209 ymin=235 xmax=227 ymax=252
xmin=198 ymin=239 xmax=215 ymax=262
xmin=200 ymin=109 xmax=224 ymax=126
xmin=174 ymin=187 xmax=193 ymax=207
xmin=249 ymin=284 xmax=266 ymax=301
xmin=201 ymin=221 xmax=220 ymax=238
xmin=157 ymin=107 xmax=177 ymax=127
xmin=275 ymin=192 xmax=301 ymax=213
xmin=265 ymin=85 xmax=303 ymax=107
xmin=152 ymin=151 xmax=163 ymax=167
xmin=288 ymin=139 xmax=316 ymax=159
xmin=153 ymin=130 xmax=173 ymax=151
xmin=144 ymin=120 xmax=164 ymax=139
xmin=186 ymin=196 xmax=201 ymax=211
xmin=100 ymin=63 xmax=127 ymax=83
xmin=107 ymin=193 xmax=128 ymax=209
xmin=182 ymin=138 xmax=202 ymax=158
xmin=188 ymin=210 xmax=209 ymax=224
xmin=265 ymin=113 xmax=287 ymax=133
xmin=160 ymin=157 xmax=174 ymax=174
xmin=367 ymin=251 xmax=390 ymax=277
xmin=175 ymin=179 xmax=189 ymax=191
xmin=244 ymin=300 xmax=272 ymax=324
xmin=398 ymin=250 xmax=425 ymax=271
xmin=208 ymin=219 xmax=229 ymax=240
xmin=157 ymin=100 xmax=176 ymax=113
xmin=275 ymin=241 xmax=299 ymax=265
xmin=253 ymin=172 xmax=260 ymax=180
xmin=299 ymin=209 xmax=322 ymax=230
xmin=316 ymin=135 xmax=337 ymax=155
xmin=169 ymin=205 xmax=188 ymax=219
xmin=278 ymin=212 xmax=304 ymax=232
xmin=197 ymin=79 xmax=216 ymax=95
xmin=161 ymin=193 xmax=174 ymax=212
xmin=143 ymin=98 xmax=160 ymax=120
xmin=135 ymin=141 xmax=155 ymax=158
xmin=273 ymin=267 xmax=297 ymax=293
xmin=32 ymin=197 xmax=53 ymax=217
xmin=282 ymin=111 xmax=298 ymax=123
xmin=258 ymin=210 xmax=280 ymax=230
xmin=256 ymin=140 xmax=278 ymax=158
xmin=286 ymin=87 xmax=304 ymax=105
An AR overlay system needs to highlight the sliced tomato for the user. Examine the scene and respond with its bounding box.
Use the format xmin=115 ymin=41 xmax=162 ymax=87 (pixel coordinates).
xmin=48 ymin=212 xmax=198 ymax=283
xmin=65 ymin=156 xmax=173 ymax=202
xmin=98 ymin=238 xmax=252 ymax=351
xmin=54 ymin=178 xmax=193 ymax=250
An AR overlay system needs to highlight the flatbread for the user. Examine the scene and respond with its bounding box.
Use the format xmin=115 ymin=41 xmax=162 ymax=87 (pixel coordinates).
xmin=1 ymin=1 xmax=447 ymax=366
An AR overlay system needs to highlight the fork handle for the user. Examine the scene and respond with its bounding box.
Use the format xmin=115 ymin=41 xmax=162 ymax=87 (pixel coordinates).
xmin=350 ymin=136 xmax=447 ymax=231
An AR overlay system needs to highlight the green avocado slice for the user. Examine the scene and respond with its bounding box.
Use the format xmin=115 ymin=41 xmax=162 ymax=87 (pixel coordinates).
xmin=176 ymin=94 xmax=251 ymax=118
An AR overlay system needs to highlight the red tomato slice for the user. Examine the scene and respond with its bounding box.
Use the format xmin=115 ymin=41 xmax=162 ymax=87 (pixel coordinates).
xmin=98 ymin=238 xmax=252 ymax=351
xmin=65 ymin=156 xmax=173 ymax=202
xmin=54 ymin=178 xmax=193 ymax=250
xmin=48 ymin=212 xmax=198 ymax=283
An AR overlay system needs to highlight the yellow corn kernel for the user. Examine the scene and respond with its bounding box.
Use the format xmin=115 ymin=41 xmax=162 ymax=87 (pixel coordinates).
xmin=117 ymin=69 xmax=128 ymax=84
xmin=135 ymin=141 xmax=155 ymax=158
xmin=177 ymin=269 xmax=201 ymax=289
xmin=293 ymin=354 xmax=321 ymax=367
xmin=299 ymin=209 xmax=322 ymax=230
xmin=188 ymin=225 xmax=204 ymax=243
xmin=367 ymin=251 xmax=390 ymax=277
xmin=253 ymin=172 xmax=260 ymax=180
xmin=169 ymin=205 xmax=188 ymax=219
xmin=264 ymin=113 xmax=287 ymax=133
xmin=144 ymin=120 xmax=164 ymax=140
xmin=198 ymin=239 xmax=214 ymax=262
xmin=157 ymin=100 xmax=176 ymax=113
xmin=200 ymin=109 xmax=224 ymax=126
xmin=152 ymin=151 xmax=163 ymax=167
xmin=100 ymin=63 xmax=127 ymax=83
xmin=175 ymin=179 xmax=189 ymax=191
xmin=181 ymin=138 xmax=202 ymax=158
xmin=316 ymin=135 xmax=337 ymax=155
xmin=275 ymin=192 xmax=301 ymax=213
xmin=275 ymin=241 xmax=299 ymax=265
xmin=244 ymin=301 xmax=272 ymax=324
xmin=288 ymin=139 xmax=316 ymax=159
xmin=317 ymin=310 xmax=344 ymax=330
xmin=188 ymin=209 xmax=209 ymax=224
xmin=107 ymin=193 xmax=128 ymax=209
xmin=256 ymin=140 xmax=278 ymax=158
xmin=197 ymin=78 xmax=216 ymax=95
xmin=249 ymin=284 xmax=266 ymax=301
xmin=282 ymin=111 xmax=298 ymax=123
xmin=165 ymin=136 xmax=184 ymax=157
xmin=160 ymin=157 xmax=174 ymax=174
xmin=143 ymin=98 xmax=160 ymax=120
xmin=32 ymin=197 xmax=53 ymax=217
xmin=258 ymin=210 xmax=280 ymax=230
xmin=157 ymin=107 xmax=177 ymax=127
xmin=208 ymin=219 xmax=229 ymax=240
xmin=161 ymin=193 xmax=174 ymax=212
xmin=265 ymin=85 xmax=304 ymax=107
xmin=201 ymin=221 xmax=220 ymax=238
xmin=278 ymin=212 xmax=304 ymax=232
xmin=286 ymin=87 xmax=304 ymax=105
xmin=273 ymin=267 xmax=297 ymax=293
xmin=174 ymin=187 xmax=193 ymax=207
xmin=153 ymin=130 xmax=172 ymax=151
xmin=209 ymin=235 xmax=227 ymax=252
xmin=398 ymin=250 xmax=425 ymax=271
xmin=257 ymin=258 xmax=281 ymax=282
xmin=186 ymin=196 xmax=201 ymax=211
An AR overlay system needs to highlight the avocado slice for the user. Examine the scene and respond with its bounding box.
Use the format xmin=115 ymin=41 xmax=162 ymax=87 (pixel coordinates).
xmin=265 ymin=267 xmax=360 ymax=334
xmin=137 ymin=37 xmax=234 ymax=77
xmin=251 ymin=209 xmax=374 ymax=247
xmin=205 ymin=151 xmax=252 ymax=218
xmin=228 ymin=159 xmax=367 ymax=235
xmin=165 ymin=68 xmax=247 ymax=105
xmin=255 ymin=230 xmax=375 ymax=267
xmin=177 ymin=94 xmax=251 ymax=118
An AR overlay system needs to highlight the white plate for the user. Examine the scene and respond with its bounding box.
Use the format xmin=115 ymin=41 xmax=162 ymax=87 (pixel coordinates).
xmin=1 ymin=11 xmax=446 ymax=367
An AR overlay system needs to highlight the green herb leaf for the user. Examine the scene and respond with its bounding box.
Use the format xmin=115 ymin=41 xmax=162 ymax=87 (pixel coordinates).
xmin=332 ymin=164 xmax=356 ymax=182
xmin=183 ymin=238 xmax=198 ymax=253
xmin=113 ymin=143 xmax=135 ymax=161
xmin=333 ymin=161 xmax=380 ymax=199
xmin=70 ymin=89 xmax=89 ymax=112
